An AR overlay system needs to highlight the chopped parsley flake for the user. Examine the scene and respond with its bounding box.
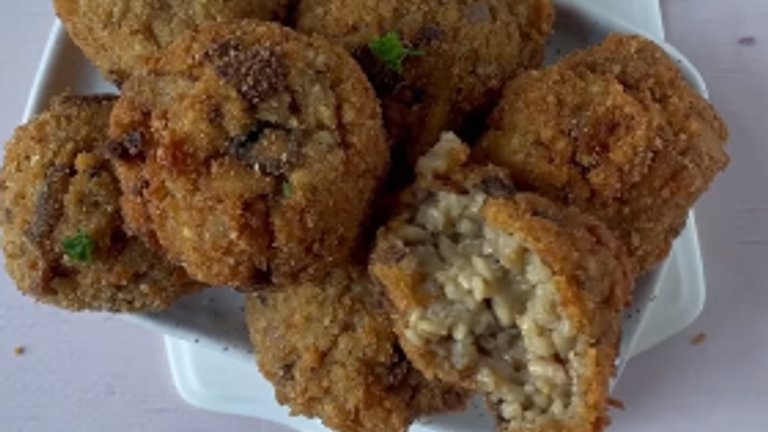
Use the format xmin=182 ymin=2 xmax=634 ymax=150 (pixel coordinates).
xmin=62 ymin=231 xmax=94 ymax=263
xmin=369 ymin=32 xmax=424 ymax=73
xmin=282 ymin=182 xmax=292 ymax=197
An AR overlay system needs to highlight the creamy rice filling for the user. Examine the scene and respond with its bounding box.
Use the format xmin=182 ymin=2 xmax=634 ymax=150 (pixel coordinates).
xmin=395 ymin=190 xmax=580 ymax=424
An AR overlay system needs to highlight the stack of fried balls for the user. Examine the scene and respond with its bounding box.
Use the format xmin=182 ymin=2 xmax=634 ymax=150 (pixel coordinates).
xmin=1 ymin=1 xmax=728 ymax=432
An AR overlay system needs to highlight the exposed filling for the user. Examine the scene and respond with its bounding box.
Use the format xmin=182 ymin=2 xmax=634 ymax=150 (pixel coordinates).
xmin=396 ymin=190 xmax=581 ymax=425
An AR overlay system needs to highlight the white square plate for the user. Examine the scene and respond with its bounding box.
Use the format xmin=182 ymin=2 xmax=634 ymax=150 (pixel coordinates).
xmin=14 ymin=0 xmax=707 ymax=430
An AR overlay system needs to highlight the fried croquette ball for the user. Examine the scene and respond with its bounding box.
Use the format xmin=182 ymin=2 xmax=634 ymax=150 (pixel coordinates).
xmin=0 ymin=95 xmax=203 ymax=312
xmin=296 ymin=0 xmax=554 ymax=176
xmin=371 ymin=134 xmax=633 ymax=432
xmin=477 ymin=34 xmax=730 ymax=274
xmin=53 ymin=0 xmax=290 ymax=84
xmin=108 ymin=21 xmax=390 ymax=288
xmin=244 ymin=265 xmax=470 ymax=432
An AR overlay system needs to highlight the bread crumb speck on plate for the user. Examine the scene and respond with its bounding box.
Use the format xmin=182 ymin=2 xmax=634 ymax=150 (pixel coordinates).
xmin=608 ymin=398 xmax=626 ymax=411
xmin=738 ymin=36 xmax=756 ymax=46
xmin=691 ymin=333 xmax=707 ymax=345
xmin=13 ymin=346 xmax=25 ymax=356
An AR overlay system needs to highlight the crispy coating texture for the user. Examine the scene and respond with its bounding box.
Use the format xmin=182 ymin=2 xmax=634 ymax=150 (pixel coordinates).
xmin=0 ymin=95 xmax=202 ymax=312
xmin=370 ymin=136 xmax=633 ymax=432
xmin=109 ymin=21 xmax=389 ymax=288
xmin=477 ymin=34 xmax=730 ymax=274
xmin=483 ymin=196 xmax=630 ymax=432
xmin=245 ymin=266 xmax=470 ymax=432
xmin=53 ymin=0 xmax=290 ymax=84
xmin=296 ymin=0 xmax=554 ymax=175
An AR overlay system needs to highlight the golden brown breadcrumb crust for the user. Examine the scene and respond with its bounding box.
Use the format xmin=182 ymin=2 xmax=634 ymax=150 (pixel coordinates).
xmin=296 ymin=0 xmax=554 ymax=174
xmin=245 ymin=266 xmax=470 ymax=432
xmin=482 ymin=195 xmax=630 ymax=432
xmin=53 ymin=0 xmax=290 ymax=84
xmin=1 ymin=95 xmax=202 ymax=312
xmin=109 ymin=21 xmax=389 ymax=288
xmin=477 ymin=33 xmax=730 ymax=274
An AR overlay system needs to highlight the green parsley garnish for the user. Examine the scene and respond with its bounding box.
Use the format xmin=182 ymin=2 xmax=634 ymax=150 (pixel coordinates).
xmin=368 ymin=32 xmax=424 ymax=73
xmin=282 ymin=182 xmax=292 ymax=197
xmin=62 ymin=231 xmax=94 ymax=263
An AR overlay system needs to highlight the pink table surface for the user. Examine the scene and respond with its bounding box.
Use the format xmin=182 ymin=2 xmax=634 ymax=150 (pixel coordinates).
xmin=0 ymin=1 xmax=766 ymax=431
